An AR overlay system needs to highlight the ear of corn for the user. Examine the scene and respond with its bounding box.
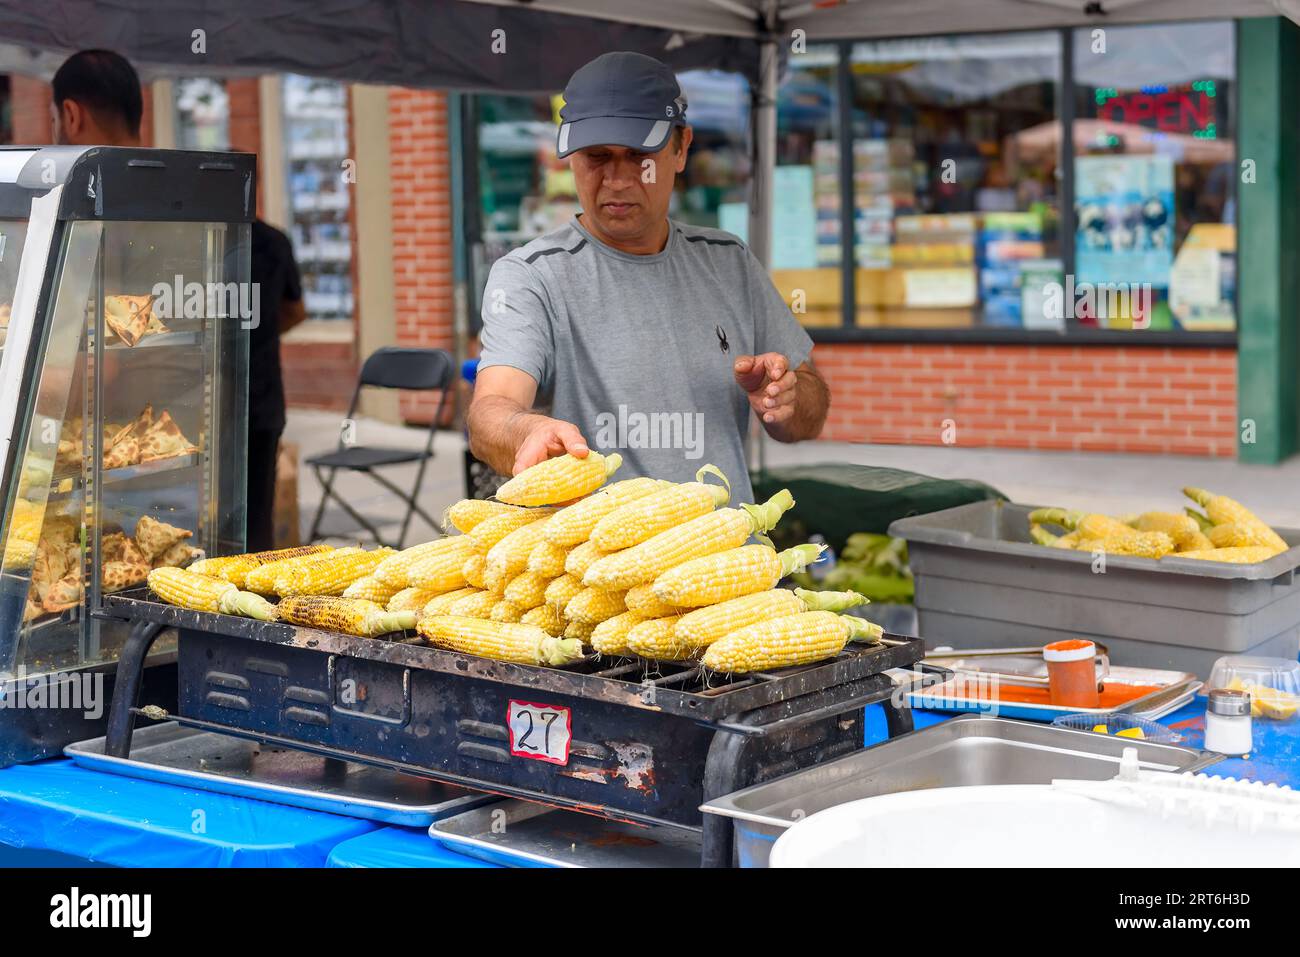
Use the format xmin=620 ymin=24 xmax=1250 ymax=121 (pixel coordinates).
xmin=374 ymin=537 xmax=470 ymax=588
xmin=590 ymin=465 xmax=730 ymax=550
xmin=1185 ymin=507 xmax=1214 ymax=533
xmin=702 ymin=611 xmax=882 ymax=674
xmin=1133 ymin=511 xmax=1214 ymax=551
xmin=496 ymin=451 xmax=623 ymax=507
xmin=522 ymin=603 xmax=566 ymax=637
xmin=1029 ymin=508 xmax=1136 ymax=541
xmin=485 ymin=517 xmax=554 ymax=583
xmin=670 ymin=587 xmax=866 ymax=653
xmin=650 ymin=542 xmax=823 ymax=607
xmin=1074 ymin=531 xmax=1176 ymax=558
xmin=447 ymin=589 xmax=499 ymax=619
xmin=543 ymin=477 xmax=669 ymax=547
xmin=147 ymin=567 xmax=277 ymax=620
xmin=244 ymin=546 xmax=363 ymax=594
xmin=564 ymin=539 xmax=610 ymax=579
xmin=388 ymin=583 xmax=455 ymax=613
xmin=589 ymin=610 xmax=646 ymax=655
xmin=278 ymin=595 xmax=415 ymax=637
xmin=526 ymin=540 xmax=570 ymax=578
xmin=1029 ymin=524 xmax=1060 ymax=547
xmin=1169 ymin=546 xmax=1279 ymax=564
xmin=564 ymin=586 xmax=628 ymax=625
xmin=406 ymin=536 xmax=479 ymax=592
xmin=1183 ymin=487 xmax=1288 ymax=553
xmin=342 ymin=575 xmax=404 ymax=605
xmin=490 ymin=599 xmax=525 ymax=623
xmin=445 ymin=499 xmax=522 ymax=534
xmin=417 ymin=615 xmax=584 ymax=665
xmin=1208 ymin=521 xmax=1287 ymax=553
xmin=421 ymin=586 xmax=481 ymax=617
xmin=584 ymin=489 xmax=795 ymax=591
xmin=624 ymin=582 xmax=687 ymax=618
xmin=192 ymin=544 xmax=332 ymax=587
xmin=503 ymin=570 xmax=552 ymax=610
xmin=545 ymin=573 xmax=584 ymax=612
xmin=274 ymin=547 xmax=396 ymax=597
xmin=625 ymin=614 xmax=691 ymax=660
xmin=564 ymin=618 xmax=597 ymax=641
xmin=468 ymin=507 xmax=556 ymax=553
xmin=462 ymin=552 xmax=487 ymax=589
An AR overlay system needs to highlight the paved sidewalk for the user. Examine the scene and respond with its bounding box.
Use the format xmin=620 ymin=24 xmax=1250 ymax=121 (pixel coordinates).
xmin=286 ymin=408 xmax=1300 ymax=543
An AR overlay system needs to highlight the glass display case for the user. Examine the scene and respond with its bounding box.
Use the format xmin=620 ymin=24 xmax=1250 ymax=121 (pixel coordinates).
xmin=0 ymin=146 xmax=254 ymax=763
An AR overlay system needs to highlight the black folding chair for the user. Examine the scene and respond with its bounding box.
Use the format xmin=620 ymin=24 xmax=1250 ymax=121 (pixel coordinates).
xmin=305 ymin=347 xmax=454 ymax=548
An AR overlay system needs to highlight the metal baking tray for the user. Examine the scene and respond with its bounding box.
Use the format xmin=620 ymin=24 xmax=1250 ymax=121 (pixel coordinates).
xmin=702 ymin=715 xmax=1221 ymax=867
xmin=430 ymin=799 xmax=702 ymax=868
xmin=66 ymin=721 xmax=497 ymax=826
xmin=908 ymin=647 xmax=1201 ymax=721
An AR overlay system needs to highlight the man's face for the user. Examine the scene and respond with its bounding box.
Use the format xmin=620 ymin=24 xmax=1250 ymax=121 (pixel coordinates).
xmin=568 ymin=128 xmax=692 ymax=247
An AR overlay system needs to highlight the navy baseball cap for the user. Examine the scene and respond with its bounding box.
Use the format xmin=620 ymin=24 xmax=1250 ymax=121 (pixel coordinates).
xmin=556 ymin=51 xmax=688 ymax=159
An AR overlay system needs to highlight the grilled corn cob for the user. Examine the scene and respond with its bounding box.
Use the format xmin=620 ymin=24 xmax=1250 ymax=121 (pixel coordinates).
xmin=564 ymin=586 xmax=628 ymax=625
xmin=275 ymin=547 xmax=395 ymax=597
xmin=468 ymin=507 xmax=556 ymax=553
xmin=589 ymin=610 xmax=646 ymax=655
xmin=545 ymin=573 xmax=584 ymax=612
xmin=447 ymin=589 xmax=499 ymax=619
xmin=490 ymin=599 xmax=525 ymax=623
xmin=526 ymin=540 xmax=570 ymax=578
xmin=624 ymin=582 xmax=686 ymax=619
xmin=147 ymin=567 xmax=277 ymax=620
xmin=1074 ymin=531 xmax=1176 ymax=558
xmin=406 ymin=535 xmax=479 ymax=592
xmin=191 ymin=544 xmax=333 ymax=588
xmin=388 ymin=583 xmax=454 ymax=613
xmin=564 ymin=539 xmax=610 ymax=579
xmin=244 ymin=547 xmax=362 ymax=594
xmin=584 ymin=489 xmax=795 ymax=591
xmin=543 ymin=477 xmax=669 ymax=547
xmin=485 ymin=516 xmax=554 ymax=584
xmin=374 ymin=537 xmax=468 ymax=589
xmin=1029 ymin=508 xmax=1136 ymax=541
xmin=522 ymin=603 xmax=566 ymax=637
xmin=496 ymin=451 xmax=623 ymax=507
xmin=702 ymin=611 xmax=883 ymax=674
xmin=462 ymin=552 xmax=487 ymax=589
xmin=590 ymin=465 xmax=730 ymax=550
xmin=445 ymin=499 xmax=522 ymax=534
xmin=342 ymin=575 xmax=404 ymax=605
xmin=1169 ymin=546 xmax=1279 ymax=564
xmin=420 ymin=586 xmax=481 ymax=617
xmin=1183 ymin=487 xmax=1287 ymax=553
xmin=417 ymin=615 xmax=584 ymax=665
xmin=651 ymin=542 xmax=823 ymax=608
xmin=564 ymin=618 xmax=597 ymax=641
xmin=625 ymin=614 xmax=691 ymax=660
xmin=278 ymin=595 xmax=416 ymax=637
xmin=673 ymin=587 xmax=865 ymax=652
xmin=503 ymin=570 xmax=552 ymax=610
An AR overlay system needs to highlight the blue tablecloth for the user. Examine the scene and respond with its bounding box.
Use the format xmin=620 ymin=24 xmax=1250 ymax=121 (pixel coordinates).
xmin=2 ymin=699 xmax=1296 ymax=868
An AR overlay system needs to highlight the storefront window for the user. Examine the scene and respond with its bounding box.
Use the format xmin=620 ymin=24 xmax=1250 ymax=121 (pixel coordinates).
xmin=846 ymin=32 xmax=1061 ymax=329
xmin=282 ymin=75 xmax=354 ymax=321
xmin=174 ymin=77 xmax=229 ymax=150
xmin=1071 ymin=21 xmax=1235 ymax=332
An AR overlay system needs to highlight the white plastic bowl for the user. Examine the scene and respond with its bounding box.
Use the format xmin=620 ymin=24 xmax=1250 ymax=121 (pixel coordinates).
xmin=770 ymin=784 xmax=1300 ymax=867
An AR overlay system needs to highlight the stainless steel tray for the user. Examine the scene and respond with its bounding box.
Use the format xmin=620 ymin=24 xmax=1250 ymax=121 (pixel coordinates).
xmin=429 ymin=799 xmax=701 ymax=868
xmin=66 ymin=721 xmax=497 ymax=826
xmin=701 ymin=715 xmax=1221 ymax=867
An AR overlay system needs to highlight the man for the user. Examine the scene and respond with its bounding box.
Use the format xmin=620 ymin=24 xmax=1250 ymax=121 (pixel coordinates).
xmin=52 ymin=50 xmax=305 ymax=550
xmin=470 ymin=51 xmax=829 ymax=504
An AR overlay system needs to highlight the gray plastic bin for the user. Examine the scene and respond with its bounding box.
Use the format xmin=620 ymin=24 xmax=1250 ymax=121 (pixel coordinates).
xmin=888 ymin=500 xmax=1300 ymax=676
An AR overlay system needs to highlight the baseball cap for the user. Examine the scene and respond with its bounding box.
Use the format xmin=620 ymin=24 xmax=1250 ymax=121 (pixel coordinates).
xmin=556 ymin=51 xmax=688 ymax=159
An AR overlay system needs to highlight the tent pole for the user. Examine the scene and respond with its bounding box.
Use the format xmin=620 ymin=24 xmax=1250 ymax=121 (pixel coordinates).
xmin=747 ymin=25 xmax=779 ymax=478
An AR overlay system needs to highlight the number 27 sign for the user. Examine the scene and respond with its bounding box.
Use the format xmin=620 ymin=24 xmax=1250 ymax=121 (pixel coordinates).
xmin=507 ymin=700 xmax=572 ymax=765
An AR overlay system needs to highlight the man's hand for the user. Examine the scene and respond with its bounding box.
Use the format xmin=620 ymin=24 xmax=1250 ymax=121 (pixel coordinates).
xmin=511 ymin=415 xmax=589 ymax=475
xmin=734 ymin=353 xmax=797 ymax=426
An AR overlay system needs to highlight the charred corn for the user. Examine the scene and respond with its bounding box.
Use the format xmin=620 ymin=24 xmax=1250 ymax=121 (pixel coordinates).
xmin=674 ymin=587 xmax=865 ymax=652
xmin=625 ymin=615 xmax=691 ymax=660
xmin=192 ymin=544 xmax=332 ymax=587
xmin=420 ymin=586 xmax=481 ymax=617
xmin=590 ymin=465 xmax=730 ymax=550
xmin=702 ymin=611 xmax=882 ymax=674
xmin=526 ymin=540 xmax=570 ymax=578
xmin=522 ymin=603 xmax=566 ymax=637
xmin=624 ymin=582 xmax=686 ymax=618
xmin=496 ymin=451 xmax=623 ymax=507
xmin=543 ymin=476 xmax=669 ymax=547
xmin=584 ymin=489 xmax=795 ymax=591
xmin=1169 ymin=546 xmax=1279 ymax=564
xmin=244 ymin=547 xmax=362 ymax=594
xmin=417 ymin=615 xmax=584 ymax=665
xmin=278 ymin=595 xmax=416 ymax=637
xmin=147 ymin=567 xmax=277 ymax=620
xmin=589 ymin=610 xmax=646 ymax=655
xmin=503 ymin=570 xmax=551 ymax=610
xmin=468 ymin=507 xmax=556 ymax=553
xmin=274 ymin=547 xmax=395 ymax=597
xmin=445 ymin=499 xmax=523 ymax=534
xmin=651 ymin=542 xmax=823 ymax=607
xmin=1074 ymin=531 xmax=1176 ymax=558
xmin=1183 ymin=487 xmax=1287 ymax=553
xmin=564 ymin=586 xmax=628 ymax=625
xmin=545 ymin=573 xmax=584 ymax=612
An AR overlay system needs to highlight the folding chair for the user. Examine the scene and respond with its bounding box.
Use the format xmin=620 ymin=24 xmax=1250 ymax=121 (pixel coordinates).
xmin=305 ymin=347 xmax=454 ymax=548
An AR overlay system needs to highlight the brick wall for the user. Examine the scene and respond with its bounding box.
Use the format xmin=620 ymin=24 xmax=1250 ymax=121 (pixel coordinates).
xmin=9 ymin=75 xmax=51 ymax=143
xmin=388 ymin=88 xmax=456 ymax=425
xmin=814 ymin=342 xmax=1238 ymax=457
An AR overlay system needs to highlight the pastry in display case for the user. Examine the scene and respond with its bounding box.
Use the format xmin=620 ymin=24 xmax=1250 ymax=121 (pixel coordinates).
xmin=0 ymin=146 xmax=255 ymax=764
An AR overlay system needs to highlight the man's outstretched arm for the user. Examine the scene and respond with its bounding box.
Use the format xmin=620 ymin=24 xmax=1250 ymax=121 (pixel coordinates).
xmin=467 ymin=366 xmax=590 ymax=476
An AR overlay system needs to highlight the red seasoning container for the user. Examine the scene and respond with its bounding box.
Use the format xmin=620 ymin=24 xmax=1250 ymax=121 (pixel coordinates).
xmin=1044 ymin=639 xmax=1101 ymax=708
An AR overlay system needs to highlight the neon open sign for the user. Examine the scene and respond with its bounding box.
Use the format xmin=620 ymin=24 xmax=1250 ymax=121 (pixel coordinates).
xmin=1095 ymin=81 xmax=1218 ymax=137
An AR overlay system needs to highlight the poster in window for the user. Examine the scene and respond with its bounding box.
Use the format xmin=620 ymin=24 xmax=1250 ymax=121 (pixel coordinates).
xmin=1074 ymin=155 xmax=1174 ymax=290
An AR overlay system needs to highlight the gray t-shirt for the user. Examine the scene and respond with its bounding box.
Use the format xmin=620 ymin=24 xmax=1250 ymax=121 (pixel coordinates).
xmin=478 ymin=217 xmax=813 ymax=505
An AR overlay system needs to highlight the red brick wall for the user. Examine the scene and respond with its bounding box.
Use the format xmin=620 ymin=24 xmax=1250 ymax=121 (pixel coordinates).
xmin=388 ymin=88 xmax=456 ymax=425
xmin=10 ymin=75 xmax=51 ymax=143
xmin=814 ymin=343 xmax=1238 ymax=457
